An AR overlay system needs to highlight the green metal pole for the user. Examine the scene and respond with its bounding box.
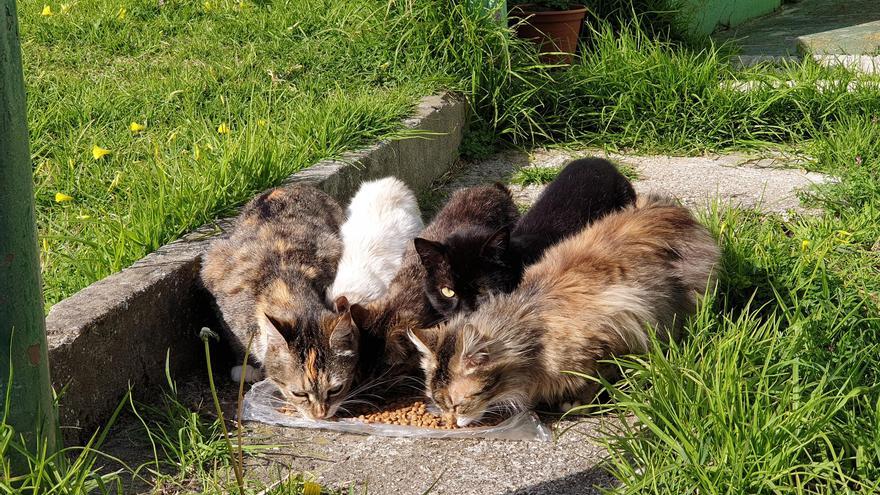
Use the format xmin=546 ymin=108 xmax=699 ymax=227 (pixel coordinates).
xmin=0 ymin=0 xmax=59 ymax=462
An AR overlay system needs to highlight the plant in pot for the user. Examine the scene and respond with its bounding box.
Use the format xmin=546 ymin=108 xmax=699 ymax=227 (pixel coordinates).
xmin=509 ymin=0 xmax=588 ymax=64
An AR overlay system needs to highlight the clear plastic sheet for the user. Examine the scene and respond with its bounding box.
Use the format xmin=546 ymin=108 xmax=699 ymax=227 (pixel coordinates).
xmin=241 ymin=380 xmax=552 ymax=442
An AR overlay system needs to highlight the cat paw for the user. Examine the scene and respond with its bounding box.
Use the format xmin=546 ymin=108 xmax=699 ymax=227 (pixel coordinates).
xmin=560 ymin=401 xmax=583 ymax=413
xmin=230 ymin=365 xmax=262 ymax=383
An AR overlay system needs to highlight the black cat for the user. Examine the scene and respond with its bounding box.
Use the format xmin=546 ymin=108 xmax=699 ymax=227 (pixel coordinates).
xmin=415 ymin=157 xmax=637 ymax=318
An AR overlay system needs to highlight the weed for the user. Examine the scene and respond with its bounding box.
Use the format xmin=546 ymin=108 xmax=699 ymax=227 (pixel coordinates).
xmin=510 ymin=166 xmax=563 ymax=186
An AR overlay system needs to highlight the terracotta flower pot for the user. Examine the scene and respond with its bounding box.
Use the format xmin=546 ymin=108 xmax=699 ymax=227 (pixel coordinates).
xmin=510 ymin=4 xmax=588 ymax=64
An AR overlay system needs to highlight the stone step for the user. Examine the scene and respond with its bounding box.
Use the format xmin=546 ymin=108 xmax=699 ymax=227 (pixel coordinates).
xmin=715 ymin=0 xmax=880 ymax=74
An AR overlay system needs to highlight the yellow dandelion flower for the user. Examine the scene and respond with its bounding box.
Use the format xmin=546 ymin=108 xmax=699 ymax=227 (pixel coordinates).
xmin=55 ymin=192 xmax=74 ymax=203
xmin=117 ymin=7 xmax=126 ymax=19
xmin=92 ymin=145 xmax=110 ymax=160
xmin=129 ymin=121 xmax=146 ymax=133
xmin=203 ymin=0 xmax=212 ymax=10
xmin=257 ymin=118 xmax=267 ymax=127
xmin=302 ymin=482 xmax=322 ymax=495
xmin=801 ymin=239 xmax=811 ymax=252
xmin=217 ymin=123 xmax=230 ymax=134
xmin=41 ymin=4 xmax=53 ymax=16
xmin=193 ymin=143 xmax=201 ymax=161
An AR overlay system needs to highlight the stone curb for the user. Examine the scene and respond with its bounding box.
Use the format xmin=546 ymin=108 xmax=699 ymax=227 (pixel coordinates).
xmin=45 ymin=93 xmax=466 ymax=444
xmin=732 ymin=54 xmax=880 ymax=75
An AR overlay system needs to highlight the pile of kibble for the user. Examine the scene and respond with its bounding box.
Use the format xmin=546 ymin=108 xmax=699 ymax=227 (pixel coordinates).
xmin=280 ymin=400 xmax=505 ymax=429
xmin=355 ymin=401 xmax=459 ymax=429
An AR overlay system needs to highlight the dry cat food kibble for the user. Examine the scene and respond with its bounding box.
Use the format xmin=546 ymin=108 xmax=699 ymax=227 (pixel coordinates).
xmin=279 ymin=400 xmax=504 ymax=429
xmin=355 ymin=401 xmax=458 ymax=429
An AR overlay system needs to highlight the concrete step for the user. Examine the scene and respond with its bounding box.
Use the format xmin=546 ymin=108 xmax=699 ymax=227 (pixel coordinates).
xmin=714 ymin=0 xmax=880 ymax=74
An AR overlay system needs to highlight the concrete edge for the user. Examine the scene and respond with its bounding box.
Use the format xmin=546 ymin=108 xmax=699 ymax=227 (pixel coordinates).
xmin=46 ymin=92 xmax=467 ymax=444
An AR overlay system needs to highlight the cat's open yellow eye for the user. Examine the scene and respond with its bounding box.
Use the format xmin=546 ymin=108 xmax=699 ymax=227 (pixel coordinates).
xmin=441 ymin=287 xmax=455 ymax=298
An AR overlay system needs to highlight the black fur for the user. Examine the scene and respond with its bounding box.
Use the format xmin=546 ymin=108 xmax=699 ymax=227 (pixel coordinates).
xmin=415 ymin=224 xmax=521 ymax=317
xmin=416 ymin=157 xmax=636 ymax=318
xmin=513 ymin=157 xmax=636 ymax=264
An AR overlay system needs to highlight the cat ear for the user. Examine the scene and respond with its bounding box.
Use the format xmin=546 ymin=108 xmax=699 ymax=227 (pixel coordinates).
xmin=334 ymin=295 xmax=350 ymax=313
xmin=260 ymin=313 xmax=293 ymax=348
xmin=460 ymin=323 xmax=491 ymax=370
xmin=480 ymin=225 xmax=511 ymax=258
xmin=413 ymin=238 xmax=446 ymax=269
xmin=329 ymin=311 xmax=358 ymax=357
xmin=407 ymin=328 xmax=437 ymax=357
xmin=348 ymin=303 xmax=370 ymax=330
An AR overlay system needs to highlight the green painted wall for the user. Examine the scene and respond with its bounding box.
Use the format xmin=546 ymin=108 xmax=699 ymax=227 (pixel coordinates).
xmin=680 ymin=0 xmax=782 ymax=36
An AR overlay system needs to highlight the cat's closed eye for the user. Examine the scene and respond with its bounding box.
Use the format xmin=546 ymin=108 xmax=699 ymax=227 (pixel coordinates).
xmin=440 ymin=287 xmax=456 ymax=298
xmin=328 ymin=384 xmax=344 ymax=396
xmin=290 ymin=390 xmax=308 ymax=398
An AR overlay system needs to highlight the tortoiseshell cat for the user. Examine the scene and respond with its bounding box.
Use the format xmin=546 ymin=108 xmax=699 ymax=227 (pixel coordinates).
xmin=415 ymin=158 xmax=636 ymax=318
xmin=409 ymin=194 xmax=719 ymax=426
xmin=349 ymin=183 xmax=520 ymax=373
xmin=201 ymin=185 xmax=359 ymax=420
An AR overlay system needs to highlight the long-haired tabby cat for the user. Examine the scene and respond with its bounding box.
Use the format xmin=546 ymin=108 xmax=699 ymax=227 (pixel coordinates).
xmin=409 ymin=194 xmax=719 ymax=426
xmin=415 ymin=157 xmax=636 ymax=318
xmin=201 ymin=185 xmax=359 ymax=420
xmin=328 ymin=177 xmax=423 ymax=305
xmin=350 ymin=183 xmax=519 ymax=373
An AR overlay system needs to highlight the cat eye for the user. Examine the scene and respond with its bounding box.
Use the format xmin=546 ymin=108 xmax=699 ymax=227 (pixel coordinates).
xmin=440 ymin=287 xmax=455 ymax=298
xmin=290 ymin=390 xmax=308 ymax=398
xmin=328 ymin=384 xmax=344 ymax=396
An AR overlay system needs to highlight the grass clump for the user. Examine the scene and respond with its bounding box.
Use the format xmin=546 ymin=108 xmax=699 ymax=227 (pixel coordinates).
xmin=510 ymin=166 xmax=564 ymax=186
xmin=593 ymin=115 xmax=880 ymax=493
xmin=21 ymin=0 xmax=450 ymax=306
xmin=510 ymin=161 xmax=639 ymax=186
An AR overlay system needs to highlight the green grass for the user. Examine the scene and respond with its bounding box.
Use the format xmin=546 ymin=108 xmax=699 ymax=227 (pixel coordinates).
xmin=23 ymin=0 xmax=880 ymax=306
xmin=21 ymin=0 xmax=455 ymax=306
xmin=510 ymin=166 xmax=565 ymax=186
xmin=589 ymin=116 xmax=880 ymax=493
xmin=510 ymin=162 xmax=639 ymax=186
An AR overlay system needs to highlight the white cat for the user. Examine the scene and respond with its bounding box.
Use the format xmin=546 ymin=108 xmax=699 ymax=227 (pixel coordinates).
xmin=328 ymin=177 xmax=424 ymax=305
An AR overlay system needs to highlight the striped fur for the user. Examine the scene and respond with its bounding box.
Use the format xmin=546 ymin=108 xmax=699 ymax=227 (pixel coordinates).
xmin=410 ymin=194 xmax=720 ymax=426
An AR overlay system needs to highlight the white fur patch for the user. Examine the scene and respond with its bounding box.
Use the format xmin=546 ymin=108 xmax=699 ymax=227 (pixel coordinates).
xmin=230 ymin=364 xmax=262 ymax=383
xmin=328 ymin=177 xmax=423 ymax=304
xmin=456 ymin=415 xmax=478 ymax=427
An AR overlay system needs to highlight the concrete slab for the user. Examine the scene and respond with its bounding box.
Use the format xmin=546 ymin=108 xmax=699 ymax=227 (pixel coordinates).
xmin=245 ymin=417 xmax=616 ymax=495
xmin=433 ymin=149 xmax=831 ymax=216
xmin=798 ymin=20 xmax=880 ymax=55
xmin=713 ymin=0 xmax=880 ymax=64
